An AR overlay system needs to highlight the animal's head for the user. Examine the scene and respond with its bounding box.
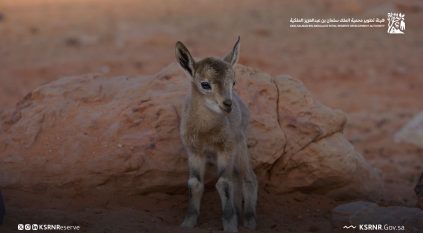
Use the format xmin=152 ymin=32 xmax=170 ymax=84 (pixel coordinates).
xmin=175 ymin=37 xmax=240 ymax=114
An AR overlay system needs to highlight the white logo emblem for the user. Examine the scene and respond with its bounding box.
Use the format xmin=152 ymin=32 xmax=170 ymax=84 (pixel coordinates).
xmin=387 ymin=13 xmax=405 ymax=34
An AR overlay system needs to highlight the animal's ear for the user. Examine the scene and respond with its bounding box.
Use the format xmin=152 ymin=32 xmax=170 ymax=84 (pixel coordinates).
xmin=175 ymin=41 xmax=196 ymax=77
xmin=223 ymin=36 xmax=240 ymax=66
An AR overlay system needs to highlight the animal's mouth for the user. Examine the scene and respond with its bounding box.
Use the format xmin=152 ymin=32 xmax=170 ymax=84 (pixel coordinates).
xmin=220 ymin=105 xmax=232 ymax=113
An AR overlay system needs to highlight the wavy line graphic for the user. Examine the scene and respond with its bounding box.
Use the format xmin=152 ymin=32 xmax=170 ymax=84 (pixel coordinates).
xmin=343 ymin=225 xmax=356 ymax=229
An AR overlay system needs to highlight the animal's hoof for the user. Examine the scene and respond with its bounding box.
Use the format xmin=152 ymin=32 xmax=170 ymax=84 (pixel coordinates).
xmin=243 ymin=217 xmax=256 ymax=230
xmin=180 ymin=222 xmax=195 ymax=228
xmin=223 ymin=225 xmax=238 ymax=232
xmin=223 ymin=216 xmax=238 ymax=232
xmin=180 ymin=217 xmax=196 ymax=228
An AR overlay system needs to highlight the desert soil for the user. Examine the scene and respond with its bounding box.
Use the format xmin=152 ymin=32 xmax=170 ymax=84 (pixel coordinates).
xmin=0 ymin=0 xmax=422 ymax=232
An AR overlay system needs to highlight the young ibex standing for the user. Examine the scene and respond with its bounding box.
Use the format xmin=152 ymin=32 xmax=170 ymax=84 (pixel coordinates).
xmin=175 ymin=37 xmax=257 ymax=232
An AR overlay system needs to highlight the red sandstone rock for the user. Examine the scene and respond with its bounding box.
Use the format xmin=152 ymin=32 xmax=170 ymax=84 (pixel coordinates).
xmin=0 ymin=64 xmax=382 ymax=203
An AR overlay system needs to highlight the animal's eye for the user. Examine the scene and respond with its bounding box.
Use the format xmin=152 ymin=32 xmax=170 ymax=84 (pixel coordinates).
xmin=201 ymin=82 xmax=211 ymax=90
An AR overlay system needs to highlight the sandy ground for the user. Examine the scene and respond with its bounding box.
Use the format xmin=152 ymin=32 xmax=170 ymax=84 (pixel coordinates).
xmin=1 ymin=190 xmax=338 ymax=233
xmin=0 ymin=0 xmax=422 ymax=232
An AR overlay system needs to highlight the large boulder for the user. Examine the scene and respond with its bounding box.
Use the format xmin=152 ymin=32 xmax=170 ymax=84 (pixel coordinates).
xmin=0 ymin=64 xmax=382 ymax=204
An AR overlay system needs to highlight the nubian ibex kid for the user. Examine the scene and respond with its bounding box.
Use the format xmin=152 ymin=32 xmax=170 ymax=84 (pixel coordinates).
xmin=175 ymin=37 xmax=258 ymax=232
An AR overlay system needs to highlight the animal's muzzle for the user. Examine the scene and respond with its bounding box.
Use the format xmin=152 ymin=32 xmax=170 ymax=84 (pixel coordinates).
xmin=223 ymin=99 xmax=232 ymax=113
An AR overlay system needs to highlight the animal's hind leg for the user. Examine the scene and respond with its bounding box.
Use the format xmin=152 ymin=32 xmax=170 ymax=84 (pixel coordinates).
xmin=233 ymin=169 xmax=243 ymax=222
xmin=181 ymin=153 xmax=206 ymax=228
xmin=242 ymin=168 xmax=257 ymax=229
xmin=216 ymin=152 xmax=238 ymax=232
xmin=239 ymin=142 xmax=258 ymax=230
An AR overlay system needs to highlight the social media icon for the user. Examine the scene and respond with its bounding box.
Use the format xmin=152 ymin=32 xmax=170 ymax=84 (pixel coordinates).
xmin=17 ymin=224 xmax=24 ymax=230
xmin=32 ymin=224 xmax=38 ymax=230
xmin=25 ymin=224 xmax=31 ymax=230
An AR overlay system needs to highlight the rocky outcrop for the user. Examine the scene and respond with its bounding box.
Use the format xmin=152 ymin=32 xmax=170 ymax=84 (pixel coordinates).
xmin=0 ymin=63 xmax=382 ymax=204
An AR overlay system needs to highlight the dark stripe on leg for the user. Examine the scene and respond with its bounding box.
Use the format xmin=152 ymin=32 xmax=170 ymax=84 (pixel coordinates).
xmin=224 ymin=182 xmax=230 ymax=199
xmin=223 ymin=183 xmax=235 ymax=220
xmin=223 ymin=202 xmax=235 ymax=220
xmin=244 ymin=210 xmax=255 ymax=221
xmin=186 ymin=202 xmax=199 ymax=217
xmin=190 ymin=168 xmax=202 ymax=183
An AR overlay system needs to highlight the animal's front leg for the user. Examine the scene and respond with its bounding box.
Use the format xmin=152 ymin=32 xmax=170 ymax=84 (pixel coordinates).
xmin=181 ymin=153 xmax=206 ymax=228
xmin=216 ymin=152 xmax=238 ymax=232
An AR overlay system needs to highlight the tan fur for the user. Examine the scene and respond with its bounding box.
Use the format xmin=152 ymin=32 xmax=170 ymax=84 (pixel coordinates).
xmin=176 ymin=37 xmax=257 ymax=232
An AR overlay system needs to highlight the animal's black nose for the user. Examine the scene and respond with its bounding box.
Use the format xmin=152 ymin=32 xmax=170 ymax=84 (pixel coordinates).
xmin=223 ymin=99 xmax=232 ymax=107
